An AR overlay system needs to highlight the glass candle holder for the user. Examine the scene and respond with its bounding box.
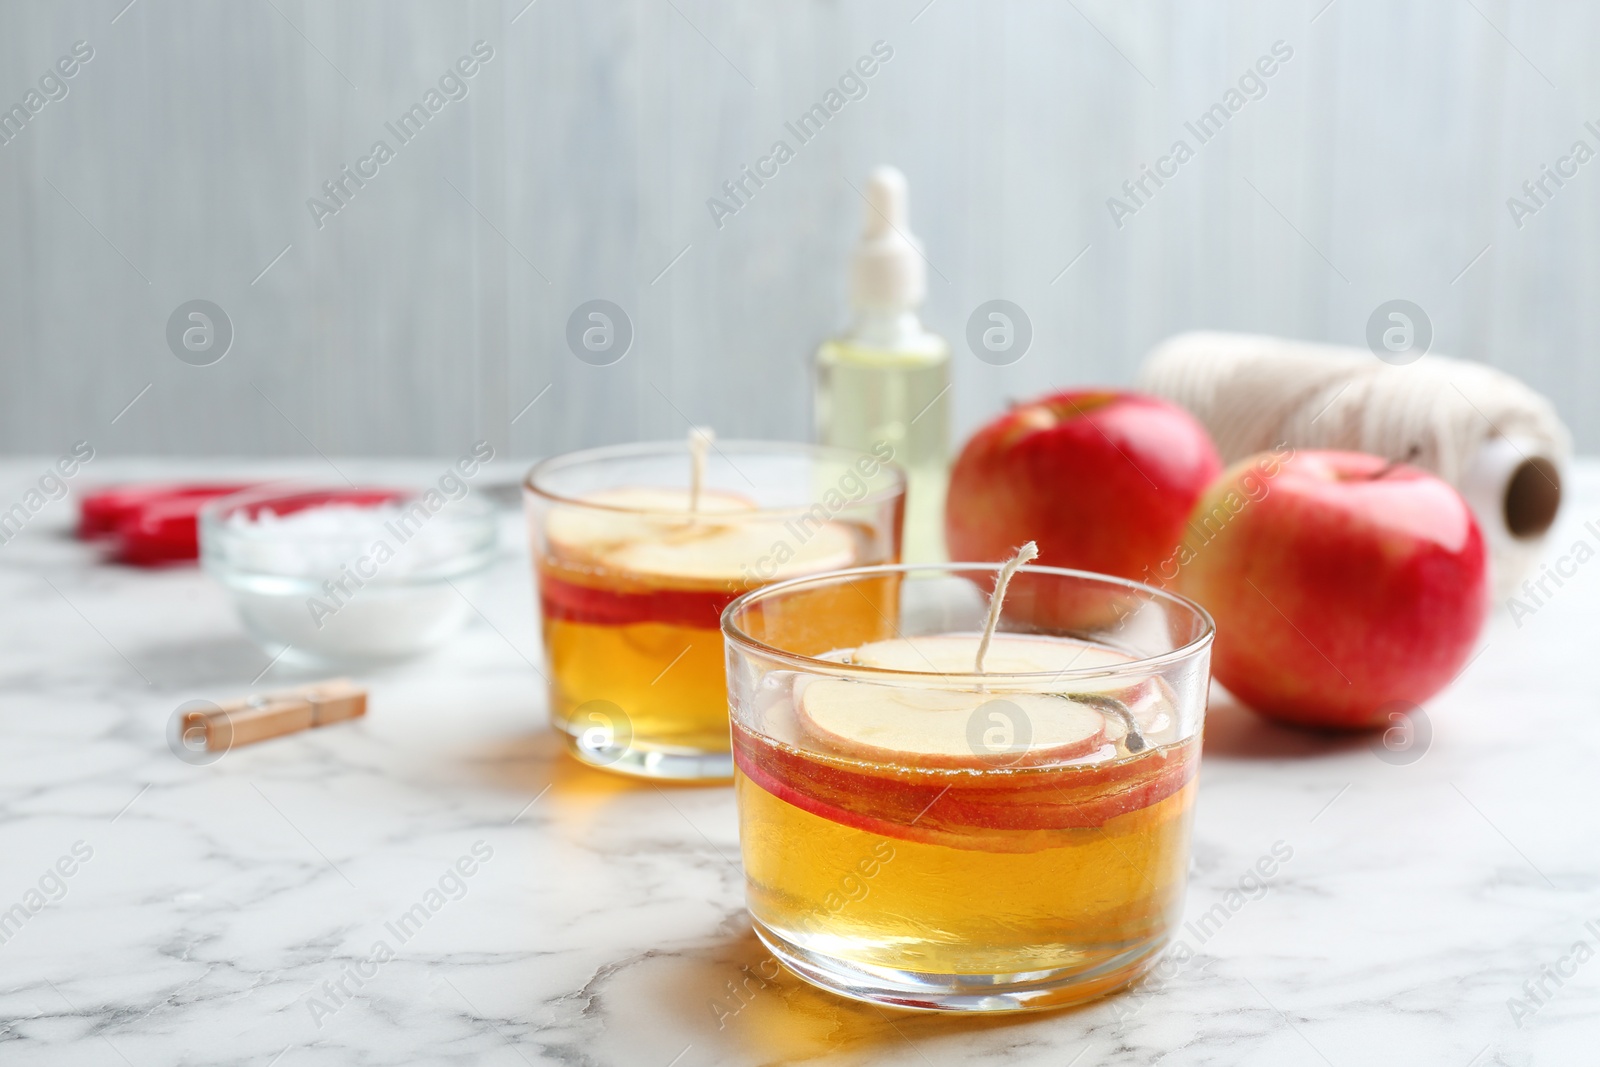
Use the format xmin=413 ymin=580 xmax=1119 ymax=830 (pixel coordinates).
xmin=201 ymin=483 xmax=498 ymax=665
xmin=722 ymin=563 xmax=1214 ymax=1012
xmin=525 ymin=440 xmax=905 ymax=781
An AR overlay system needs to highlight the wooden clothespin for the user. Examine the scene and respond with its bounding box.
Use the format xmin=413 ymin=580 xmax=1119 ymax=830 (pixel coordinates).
xmin=181 ymin=679 xmax=367 ymax=751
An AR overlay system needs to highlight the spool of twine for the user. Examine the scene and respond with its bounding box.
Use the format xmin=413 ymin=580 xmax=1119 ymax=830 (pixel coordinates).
xmin=1138 ymin=331 xmax=1570 ymax=601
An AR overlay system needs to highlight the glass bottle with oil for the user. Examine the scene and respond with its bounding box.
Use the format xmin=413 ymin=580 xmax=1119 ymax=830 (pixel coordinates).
xmin=815 ymin=166 xmax=950 ymax=562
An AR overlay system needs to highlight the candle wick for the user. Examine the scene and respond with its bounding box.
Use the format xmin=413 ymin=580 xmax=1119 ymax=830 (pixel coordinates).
xmin=975 ymin=541 xmax=1038 ymax=675
xmin=688 ymin=426 xmax=714 ymax=516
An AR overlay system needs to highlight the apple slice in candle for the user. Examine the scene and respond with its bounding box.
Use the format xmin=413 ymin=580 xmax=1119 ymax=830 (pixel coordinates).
xmin=796 ymin=676 xmax=1108 ymax=768
xmin=605 ymin=517 xmax=859 ymax=584
xmin=839 ymin=633 xmax=1145 ymax=701
xmin=843 ymin=633 xmax=1131 ymax=676
xmin=546 ymin=485 xmax=861 ymax=586
xmin=545 ymin=486 xmax=756 ymax=560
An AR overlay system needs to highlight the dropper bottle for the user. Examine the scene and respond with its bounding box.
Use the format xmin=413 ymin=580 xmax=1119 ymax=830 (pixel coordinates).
xmin=814 ymin=166 xmax=951 ymax=562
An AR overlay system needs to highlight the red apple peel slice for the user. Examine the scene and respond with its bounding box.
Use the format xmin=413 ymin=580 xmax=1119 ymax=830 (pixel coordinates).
xmin=733 ymin=724 xmax=1198 ymax=849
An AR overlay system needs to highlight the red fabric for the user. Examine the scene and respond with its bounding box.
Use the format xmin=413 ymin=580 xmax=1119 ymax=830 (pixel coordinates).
xmin=78 ymin=484 xmax=255 ymax=540
xmin=82 ymin=484 xmax=407 ymax=567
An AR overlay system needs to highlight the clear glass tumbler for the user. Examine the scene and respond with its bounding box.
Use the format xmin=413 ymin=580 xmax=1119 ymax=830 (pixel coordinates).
xmin=722 ymin=562 xmax=1214 ymax=1011
xmin=525 ymin=440 xmax=905 ymax=781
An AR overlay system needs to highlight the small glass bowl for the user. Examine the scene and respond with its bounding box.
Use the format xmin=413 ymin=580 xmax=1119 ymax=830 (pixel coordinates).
xmin=200 ymin=484 xmax=498 ymax=665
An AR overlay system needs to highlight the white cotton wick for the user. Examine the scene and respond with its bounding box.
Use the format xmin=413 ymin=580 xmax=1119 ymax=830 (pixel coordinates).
xmin=688 ymin=426 xmax=714 ymax=514
xmin=975 ymin=541 xmax=1038 ymax=674
xmin=1138 ymin=331 xmax=1572 ymax=600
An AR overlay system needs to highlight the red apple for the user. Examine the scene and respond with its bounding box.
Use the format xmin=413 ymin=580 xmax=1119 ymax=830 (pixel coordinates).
xmin=1175 ymin=450 xmax=1489 ymax=729
xmin=945 ymin=391 xmax=1222 ymax=581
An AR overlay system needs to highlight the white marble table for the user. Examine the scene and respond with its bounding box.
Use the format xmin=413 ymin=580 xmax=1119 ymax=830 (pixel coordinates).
xmin=1 ymin=457 xmax=1595 ymax=1066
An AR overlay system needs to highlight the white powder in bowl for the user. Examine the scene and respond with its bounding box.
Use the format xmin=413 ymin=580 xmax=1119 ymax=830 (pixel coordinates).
xmin=222 ymin=502 xmax=489 ymax=578
xmin=208 ymin=498 xmax=498 ymax=662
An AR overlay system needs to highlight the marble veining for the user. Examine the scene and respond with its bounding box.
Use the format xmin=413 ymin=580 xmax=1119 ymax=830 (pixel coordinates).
xmin=0 ymin=458 xmax=1596 ymax=1066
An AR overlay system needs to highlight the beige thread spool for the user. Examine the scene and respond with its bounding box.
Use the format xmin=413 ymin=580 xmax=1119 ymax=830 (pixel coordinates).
xmin=1138 ymin=331 xmax=1570 ymax=601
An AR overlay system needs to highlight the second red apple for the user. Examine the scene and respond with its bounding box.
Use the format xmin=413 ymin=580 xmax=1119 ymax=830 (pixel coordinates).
xmin=1175 ymin=450 xmax=1490 ymax=729
xmin=945 ymin=390 xmax=1222 ymax=580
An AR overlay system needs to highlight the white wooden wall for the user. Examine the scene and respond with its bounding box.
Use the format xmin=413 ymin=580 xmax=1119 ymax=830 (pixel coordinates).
xmin=1 ymin=0 xmax=1595 ymax=459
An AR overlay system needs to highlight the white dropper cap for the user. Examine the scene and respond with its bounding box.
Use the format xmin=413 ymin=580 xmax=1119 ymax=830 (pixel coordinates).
xmin=849 ymin=165 xmax=926 ymax=314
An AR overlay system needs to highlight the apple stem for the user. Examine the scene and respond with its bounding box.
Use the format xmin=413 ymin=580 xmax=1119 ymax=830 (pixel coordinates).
xmin=1077 ymin=694 xmax=1147 ymax=753
xmin=1368 ymin=444 xmax=1423 ymax=481
xmin=975 ymin=541 xmax=1038 ymax=675
xmin=688 ymin=426 xmax=714 ymax=516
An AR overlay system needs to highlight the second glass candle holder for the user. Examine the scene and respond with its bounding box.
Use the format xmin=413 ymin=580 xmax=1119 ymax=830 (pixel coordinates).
xmin=722 ymin=562 xmax=1213 ymax=1011
xmin=524 ymin=439 xmax=905 ymax=780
